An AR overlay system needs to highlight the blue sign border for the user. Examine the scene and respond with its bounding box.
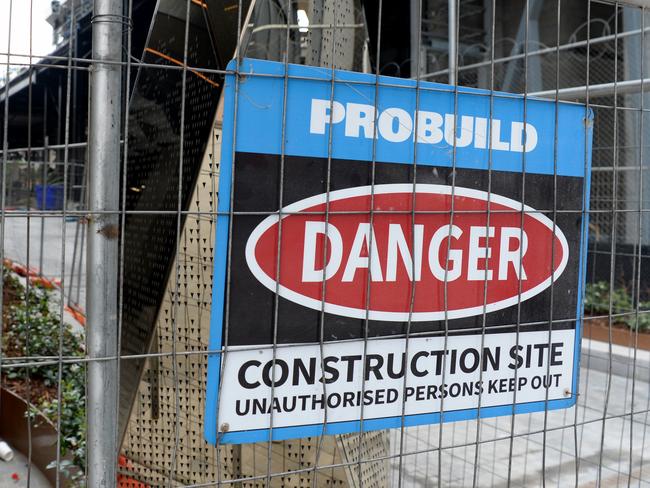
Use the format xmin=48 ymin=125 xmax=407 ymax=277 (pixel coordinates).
xmin=205 ymin=58 xmax=593 ymax=445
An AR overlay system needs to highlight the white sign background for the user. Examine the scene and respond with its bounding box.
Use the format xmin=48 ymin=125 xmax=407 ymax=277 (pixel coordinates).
xmin=218 ymin=330 xmax=574 ymax=432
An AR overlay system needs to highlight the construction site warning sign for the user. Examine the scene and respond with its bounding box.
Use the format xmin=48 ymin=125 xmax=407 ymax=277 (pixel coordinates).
xmin=205 ymin=58 xmax=593 ymax=444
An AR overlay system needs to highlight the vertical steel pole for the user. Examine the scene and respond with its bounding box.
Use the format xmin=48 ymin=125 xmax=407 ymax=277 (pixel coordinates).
xmin=87 ymin=0 xmax=123 ymax=485
xmin=410 ymin=0 xmax=419 ymax=78
xmin=448 ymin=0 xmax=457 ymax=85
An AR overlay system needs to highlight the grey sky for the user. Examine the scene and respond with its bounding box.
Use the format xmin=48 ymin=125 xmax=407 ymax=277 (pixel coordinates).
xmin=0 ymin=0 xmax=54 ymax=74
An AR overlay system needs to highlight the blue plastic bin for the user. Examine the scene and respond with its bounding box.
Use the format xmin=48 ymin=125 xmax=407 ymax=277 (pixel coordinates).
xmin=34 ymin=184 xmax=65 ymax=210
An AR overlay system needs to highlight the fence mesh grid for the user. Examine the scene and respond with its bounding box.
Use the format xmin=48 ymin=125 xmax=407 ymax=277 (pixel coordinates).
xmin=2 ymin=0 xmax=650 ymax=486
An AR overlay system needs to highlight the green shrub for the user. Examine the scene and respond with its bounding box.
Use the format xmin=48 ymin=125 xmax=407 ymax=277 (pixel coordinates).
xmin=584 ymin=281 xmax=650 ymax=331
xmin=2 ymin=267 xmax=86 ymax=475
xmin=38 ymin=364 xmax=86 ymax=472
xmin=6 ymin=292 xmax=83 ymax=382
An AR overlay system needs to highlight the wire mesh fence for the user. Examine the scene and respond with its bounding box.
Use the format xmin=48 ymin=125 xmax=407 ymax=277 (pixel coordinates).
xmin=2 ymin=0 xmax=650 ymax=486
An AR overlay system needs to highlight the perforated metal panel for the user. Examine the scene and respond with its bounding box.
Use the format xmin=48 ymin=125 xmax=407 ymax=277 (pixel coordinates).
xmin=119 ymin=102 xmax=390 ymax=486
xmin=112 ymin=1 xmax=390 ymax=484
xmin=120 ymin=111 xmax=226 ymax=485
xmin=307 ymin=0 xmax=365 ymax=71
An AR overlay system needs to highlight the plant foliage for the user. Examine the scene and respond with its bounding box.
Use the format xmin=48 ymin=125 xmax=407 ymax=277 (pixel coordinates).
xmin=584 ymin=281 xmax=650 ymax=331
xmin=2 ymin=266 xmax=86 ymax=476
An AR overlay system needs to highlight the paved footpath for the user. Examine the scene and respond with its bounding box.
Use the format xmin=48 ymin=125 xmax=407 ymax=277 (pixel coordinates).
xmin=6 ymin=215 xmax=650 ymax=486
xmin=3 ymin=215 xmax=86 ymax=311
xmin=0 ymin=446 xmax=49 ymax=488
xmin=388 ymin=344 xmax=650 ymax=487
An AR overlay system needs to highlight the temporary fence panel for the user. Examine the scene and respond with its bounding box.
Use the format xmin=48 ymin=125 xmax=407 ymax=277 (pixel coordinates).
xmin=2 ymin=0 xmax=650 ymax=487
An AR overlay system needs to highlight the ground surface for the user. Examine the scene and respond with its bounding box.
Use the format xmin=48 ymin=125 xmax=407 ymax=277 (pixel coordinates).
xmin=385 ymin=338 xmax=650 ymax=486
xmin=5 ymin=215 xmax=650 ymax=487
xmin=3 ymin=216 xmax=86 ymax=312
xmin=0 ymin=445 xmax=49 ymax=488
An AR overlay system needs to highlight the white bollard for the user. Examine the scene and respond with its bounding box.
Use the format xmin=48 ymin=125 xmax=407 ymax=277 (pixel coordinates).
xmin=0 ymin=441 xmax=14 ymax=462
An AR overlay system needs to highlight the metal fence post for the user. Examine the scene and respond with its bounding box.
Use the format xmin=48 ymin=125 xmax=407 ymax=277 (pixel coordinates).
xmin=87 ymin=0 xmax=123 ymax=485
xmin=448 ymin=0 xmax=457 ymax=85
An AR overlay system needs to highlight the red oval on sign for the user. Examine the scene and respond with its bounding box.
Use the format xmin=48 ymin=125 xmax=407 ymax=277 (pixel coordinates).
xmin=245 ymin=184 xmax=568 ymax=321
